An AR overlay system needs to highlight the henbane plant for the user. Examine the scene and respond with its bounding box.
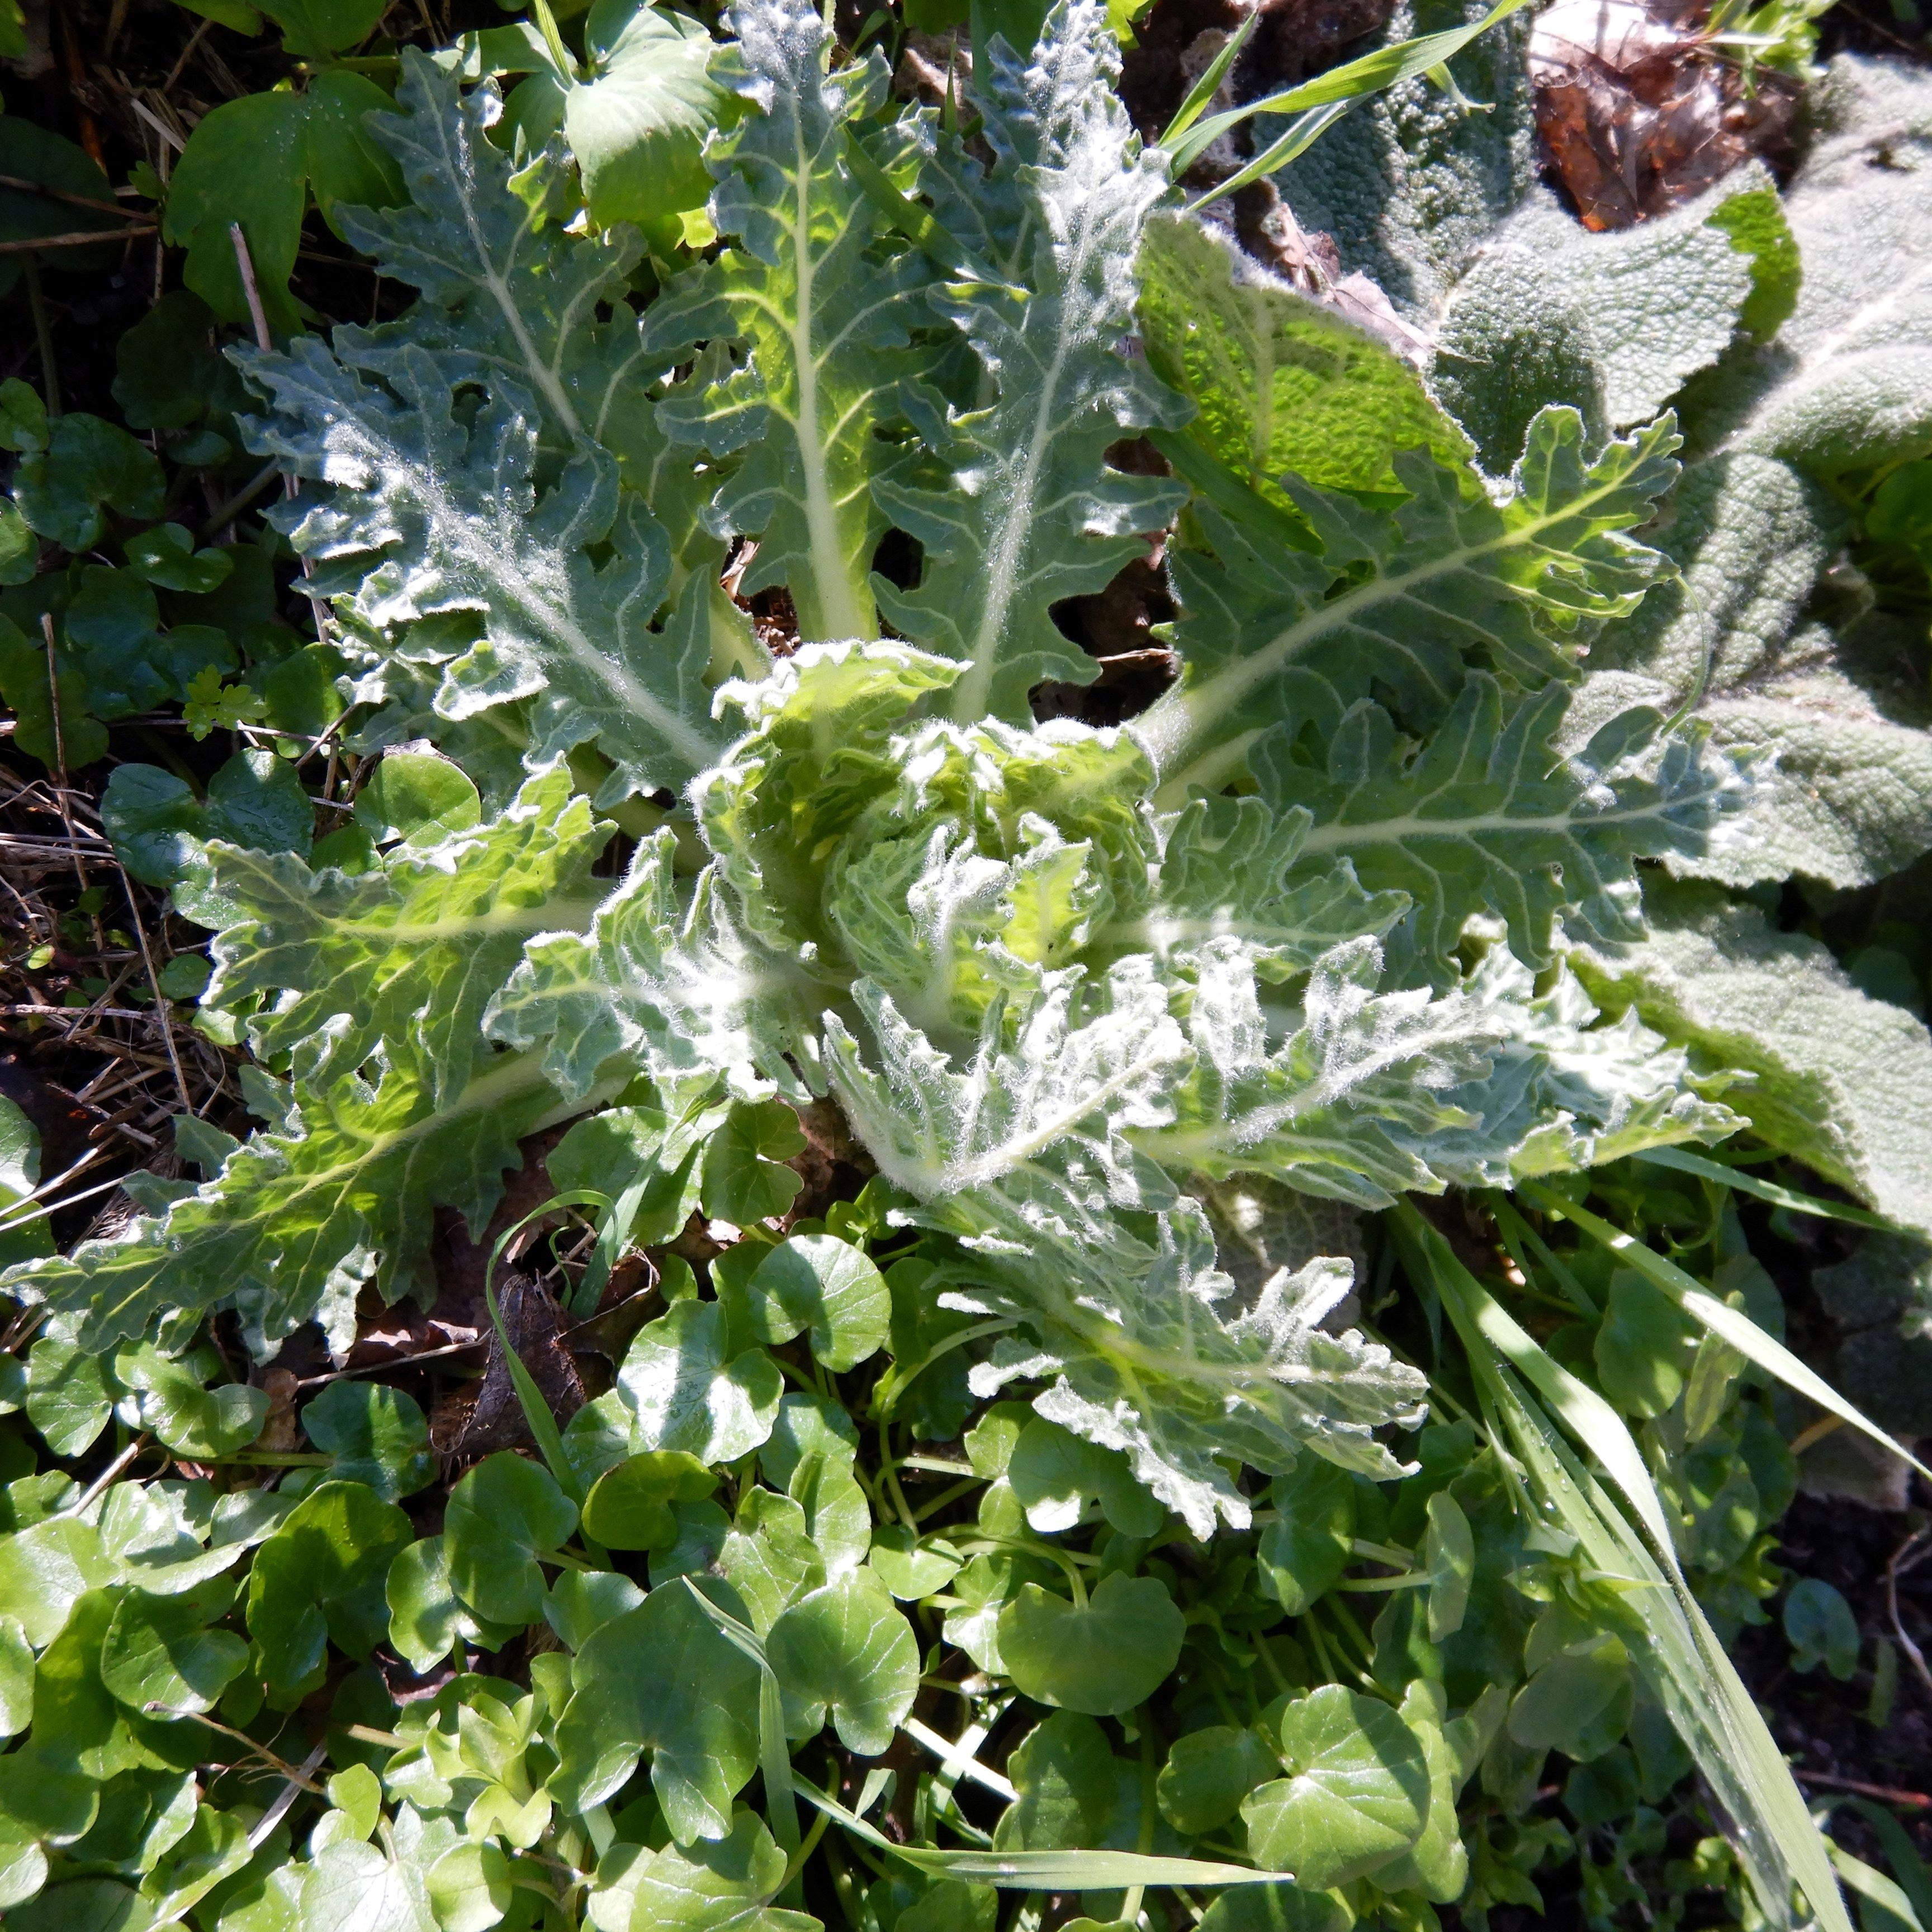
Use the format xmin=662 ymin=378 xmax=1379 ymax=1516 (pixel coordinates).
xmin=9 ymin=0 xmax=1750 ymax=1510
xmin=10 ymin=0 xmax=1902 ymax=1922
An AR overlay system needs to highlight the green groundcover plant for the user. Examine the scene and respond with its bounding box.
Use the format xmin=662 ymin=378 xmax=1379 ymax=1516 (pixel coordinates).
xmin=3 ymin=1 xmax=1932 ymax=1929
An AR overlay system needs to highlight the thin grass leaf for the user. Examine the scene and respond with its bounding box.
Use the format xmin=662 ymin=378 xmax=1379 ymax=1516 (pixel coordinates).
xmin=1185 ymin=101 xmax=1355 ymax=214
xmin=1166 ymin=0 xmax=1537 ymax=172
xmin=1633 ymin=1146 xmax=1895 ymax=1232
xmin=681 ymin=1575 xmax=802 ymax=1856
xmin=1159 ymin=8 xmax=1261 ymax=146
xmin=793 ymin=1775 xmax=1296 ymax=1888
xmin=1391 ymin=1206 xmax=1853 ymax=1932
xmin=1830 ymin=1845 xmax=1926 ymax=1932
xmin=1838 ymin=1799 xmax=1932 ymax=1931
xmin=1519 ymin=1183 xmax=1932 ymax=1484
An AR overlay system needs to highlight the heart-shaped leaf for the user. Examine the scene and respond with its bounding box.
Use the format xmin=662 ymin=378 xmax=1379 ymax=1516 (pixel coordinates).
xmin=736 ymin=1234 xmax=890 ymax=1372
xmin=1157 ymin=1725 xmax=1280 ymax=1836
xmin=101 ymin=1587 xmax=249 ymax=1716
xmin=1240 ymin=1684 xmax=1431 ymax=1889
xmin=583 ymin=1450 xmax=717 ymax=1551
xmin=768 ymin=1567 xmax=920 ymax=1755
xmin=699 ymin=1101 xmax=805 ymax=1225
xmin=302 ymin=1381 xmax=435 ymax=1503
xmin=1257 ymin=1462 xmax=1356 ymax=1617
xmin=247 ymin=1482 xmax=413 ymax=1690
xmin=551 ymin=1581 xmax=762 ymax=1841
xmin=616 ymin=1301 xmax=783 ymax=1465
xmin=1008 ymin=1417 xmax=1163 ymax=1538
xmin=997 ymin=1572 xmax=1185 ymax=1717
xmin=444 ymin=1453 xmax=579 ymax=1627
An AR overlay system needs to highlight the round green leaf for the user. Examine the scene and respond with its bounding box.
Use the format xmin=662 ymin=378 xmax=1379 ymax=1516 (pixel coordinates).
xmin=0 ymin=1617 xmax=32 ymax=1737
xmin=427 ymin=1843 xmax=513 ymax=1932
xmin=352 ymin=749 xmax=481 ymax=849
xmin=1239 ymin=1684 xmax=1431 ymax=1889
xmin=299 ymin=1835 xmax=437 ymax=1932
xmin=100 ymin=1589 xmax=249 ymax=1716
xmin=161 ymin=91 xmax=310 ymax=337
xmin=385 ymin=1536 xmax=517 ymax=1674
xmin=617 ymin=1300 xmax=783 ymax=1464
xmin=3 ymin=1878 xmax=146 ymax=1932
xmin=302 ymin=1381 xmax=435 ymax=1502
xmin=1157 ymin=1725 xmax=1280 ymax=1836
xmin=0 ymin=1838 xmax=48 ymax=1912
xmin=565 ymin=0 xmax=730 ymax=226
xmin=1258 ymin=1462 xmax=1356 ymax=1617
xmin=868 ymin=1524 xmax=962 ymax=1601
xmin=1593 ymin=1270 xmax=1693 ymax=1419
xmin=118 ymin=1348 xmax=268 ymax=1460
xmin=246 ymin=1481 xmax=414 ymax=1690
xmin=0 ymin=1740 xmax=100 ymax=1845
xmin=444 ymin=1452 xmax=578 ymax=1627
xmin=741 ymin=1234 xmax=890 ymax=1371
xmin=699 ymin=1100 xmax=804 ymax=1225
xmin=1423 ymin=1489 xmax=1474 ymax=1642
xmin=583 ymin=1450 xmax=714 ymax=1551
xmin=1784 ymin=1577 xmax=1860 ymax=1680
xmin=997 ymin=1572 xmax=1185 ymax=1717
xmin=25 ymin=1336 xmax=115 ymax=1459
xmin=598 ymin=1810 xmax=807 ymax=1931
xmin=551 ymin=1582 xmax=761 ymax=1839
xmin=1197 ymin=1884 xmax=1352 ymax=1932
xmin=786 ymin=1449 xmax=872 ymax=1575
xmin=768 ymin=1568 xmax=921 ymax=1756
xmin=543 ymin=1568 xmax=644 ymax=1652
xmin=1507 ymin=1637 xmax=1632 ymax=1758
xmin=718 ymin=1488 xmax=826 ymax=1635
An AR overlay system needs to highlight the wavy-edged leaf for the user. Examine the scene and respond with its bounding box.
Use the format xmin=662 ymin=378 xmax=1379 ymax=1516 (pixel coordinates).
xmin=1248 ymin=673 xmax=1753 ymax=982
xmin=178 ymin=763 xmax=606 ymax=1102
xmin=485 ymin=828 xmax=821 ymax=1105
xmin=872 ymin=0 xmax=1186 ymax=722
xmin=236 ymin=51 xmax=731 ymax=799
xmin=825 ymin=959 xmax=1188 ymax=1200
xmin=665 ymin=0 xmax=934 ymax=642
xmin=0 ymin=1044 xmax=555 ymax=1356
xmin=925 ymin=1176 xmax=1428 ymax=1537
xmin=1135 ymin=406 xmax=1682 ymax=798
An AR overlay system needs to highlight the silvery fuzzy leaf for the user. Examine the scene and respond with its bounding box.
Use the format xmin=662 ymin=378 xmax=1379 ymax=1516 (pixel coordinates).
xmin=1130 ymin=936 xmax=1500 ymax=1209
xmin=1584 ymin=58 xmax=1932 ymax=891
xmin=1433 ymin=171 xmax=1776 ymax=470
xmin=235 ymin=51 xmax=731 ymax=800
xmin=1249 ymin=671 xmax=1754 ymax=984
xmin=871 ymin=0 xmax=1187 ymax=723
xmin=661 ymin=0 xmax=935 ymax=643
xmin=485 ymin=829 xmax=823 ymax=1105
xmin=0 ymin=1041 xmax=557 ymax=1356
xmin=1572 ymin=878 xmax=1932 ymax=1240
xmin=1111 ymin=793 xmax=1408 ymax=981
xmin=243 ymin=336 xmax=726 ymax=799
xmin=1268 ymin=0 xmax=1538 ymax=325
xmin=825 ymin=959 xmax=1190 ymax=1199
xmin=918 ymin=1177 xmax=1427 ymax=1537
xmin=1432 ymin=941 xmax=1742 ymax=1182
xmin=1136 ymin=407 xmax=1682 ymax=799
xmin=176 ymin=764 xmax=608 ymax=1105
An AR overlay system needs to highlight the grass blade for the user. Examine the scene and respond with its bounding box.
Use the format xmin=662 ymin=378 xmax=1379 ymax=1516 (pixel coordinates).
xmin=1520 ymin=1183 xmax=1932 ymax=1485
xmin=793 ymin=1775 xmax=1296 ymax=1889
xmin=1634 ymin=1147 xmax=1894 ymax=1232
xmin=1392 ymin=1202 xmax=1854 ymax=1932
xmin=1166 ymin=0 xmax=1535 ymax=172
